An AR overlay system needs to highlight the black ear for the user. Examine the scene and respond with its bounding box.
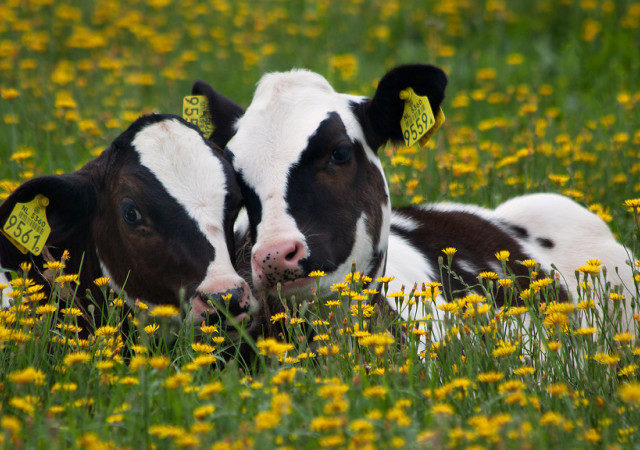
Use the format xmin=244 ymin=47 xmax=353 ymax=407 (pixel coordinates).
xmin=0 ymin=172 xmax=95 ymax=268
xmin=359 ymin=64 xmax=447 ymax=149
xmin=191 ymin=80 xmax=244 ymax=149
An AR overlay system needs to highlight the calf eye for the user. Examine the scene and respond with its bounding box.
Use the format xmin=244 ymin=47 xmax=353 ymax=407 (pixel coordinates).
xmin=120 ymin=201 xmax=143 ymax=226
xmin=330 ymin=145 xmax=352 ymax=165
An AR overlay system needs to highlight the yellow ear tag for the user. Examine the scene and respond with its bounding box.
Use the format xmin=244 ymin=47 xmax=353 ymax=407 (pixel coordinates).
xmin=2 ymin=194 xmax=51 ymax=255
xmin=399 ymin=88 xmax=445 ymax=147
xmin=182 ymin=95 xmax=214 ymax=138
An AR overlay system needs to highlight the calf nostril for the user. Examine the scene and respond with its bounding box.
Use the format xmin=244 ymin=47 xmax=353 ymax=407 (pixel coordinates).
xmin=285 ymin=242 xmax=303 ymax=262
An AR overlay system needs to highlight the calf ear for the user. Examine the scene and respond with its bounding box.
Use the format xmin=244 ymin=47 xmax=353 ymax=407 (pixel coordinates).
xmin=359 ymin=64 xmax=447 ymax=149
xmin=191 ymin=80 xmax=244 ymax=148
xmin=0 ymin=172 xmax=95 ymax=266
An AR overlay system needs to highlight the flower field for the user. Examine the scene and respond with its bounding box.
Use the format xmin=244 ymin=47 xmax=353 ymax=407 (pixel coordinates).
xmin=1 ymin=0 xmax=640 ymax=448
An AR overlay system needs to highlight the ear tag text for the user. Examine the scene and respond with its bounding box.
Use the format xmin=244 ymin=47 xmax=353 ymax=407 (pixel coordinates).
xmin=2 ymin=194 xmax=51 ymax=255
xmin=399 ymin=88 xmax=444 ymax=147
xmin=182 ymin=95 xmax=214 ymax=138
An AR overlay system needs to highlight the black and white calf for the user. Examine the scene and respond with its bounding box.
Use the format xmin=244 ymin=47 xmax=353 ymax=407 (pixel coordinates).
xmin=0 ymin=114 xmax=256 ymax=327
xmin=193 ymin=65 xmax=636 ymax=333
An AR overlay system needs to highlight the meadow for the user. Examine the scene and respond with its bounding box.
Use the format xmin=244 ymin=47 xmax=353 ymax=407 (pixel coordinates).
xmin=1 ymin=0 xmax=640 ymax=448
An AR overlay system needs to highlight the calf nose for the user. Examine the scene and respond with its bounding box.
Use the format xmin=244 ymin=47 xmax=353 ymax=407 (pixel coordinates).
xmin=197 ymin=287 xmax=252 ymax=326
xmin=252 ymin=240 xmax=307 ymax=285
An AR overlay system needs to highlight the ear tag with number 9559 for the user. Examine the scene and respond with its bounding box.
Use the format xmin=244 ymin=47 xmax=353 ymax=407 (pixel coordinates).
xmin=182 ymin=95 xmax=214 ymax=138
xmin=399 ymin=87 xmax=445 ymax=147
xmin=2 ymin=194 xmax=51 ymax=255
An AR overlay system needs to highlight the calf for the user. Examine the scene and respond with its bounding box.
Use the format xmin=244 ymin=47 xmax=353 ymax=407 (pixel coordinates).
xmin=0 ymin=114 xmax=256 ymax=329
xmin=193 ymin=65 xmax=636 ymax=334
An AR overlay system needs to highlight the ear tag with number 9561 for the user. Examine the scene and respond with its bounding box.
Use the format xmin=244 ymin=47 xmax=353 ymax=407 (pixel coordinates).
xmin=399 ymin=87 xmax=445 ymax=147
xmin=2 ymin=194 xmax=51 ymax=255
xmin=182 ymin=95 xmax=214 ymax=138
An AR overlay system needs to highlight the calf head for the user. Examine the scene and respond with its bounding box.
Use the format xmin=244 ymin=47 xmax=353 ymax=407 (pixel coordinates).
xmin=195 ymin=64 xmax=447 ymax=299
xmin=0 ymin=114 xmax=255 ymax=326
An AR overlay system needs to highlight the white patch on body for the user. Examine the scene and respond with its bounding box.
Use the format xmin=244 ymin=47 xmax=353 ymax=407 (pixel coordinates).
xmin=494 ymin=192 xmax=637 ymax=329
xmin=390 ymin=211 xmax=419 ymax=232
xmin=1 ymin=269 xmax=13 ymax=308
xmin=132 ymin=119 xmax=255 ymax=309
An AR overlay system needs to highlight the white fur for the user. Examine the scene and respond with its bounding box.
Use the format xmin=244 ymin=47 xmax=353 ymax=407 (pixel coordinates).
xmin=228 ymin=70 xmax=389 ymax=290
xmin=1 ymin=269 xmax=13 ymax=308
xmin=494 ymin=193 xmax=637 ymax=329
xmin=495 ymin=193 xmax=636 ymax=296
xmin=390 ymin=211 xmax=419 ymax=232
xmin=132 ymin=119 xmax=254 ymax=309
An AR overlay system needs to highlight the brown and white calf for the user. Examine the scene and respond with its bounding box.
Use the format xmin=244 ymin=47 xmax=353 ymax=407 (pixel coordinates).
xmin=0 ymin=114 xmax=256 ymax=328
xmin=193 ymin=65 xmax=637 ymax=335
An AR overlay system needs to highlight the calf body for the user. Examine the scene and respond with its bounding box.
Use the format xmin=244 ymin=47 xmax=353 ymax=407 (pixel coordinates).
xmin=0 ymin=114 xmax=255 ymax=329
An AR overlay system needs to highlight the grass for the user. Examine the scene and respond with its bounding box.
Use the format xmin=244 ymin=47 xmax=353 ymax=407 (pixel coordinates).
xmin=1 ymin=0 xmax=640 ymax=448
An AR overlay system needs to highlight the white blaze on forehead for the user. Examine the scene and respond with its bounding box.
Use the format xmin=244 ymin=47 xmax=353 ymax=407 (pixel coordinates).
xmin=228 ymin=69 xmax=388 ymax=249
xmin=131 ymin=119 xmax=239 ymax=283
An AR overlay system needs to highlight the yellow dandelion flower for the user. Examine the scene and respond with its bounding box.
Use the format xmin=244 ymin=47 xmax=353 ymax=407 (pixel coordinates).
xmin=308 ymin=270 xmax=326 ymax=278
xmin=93 ymin=277 xmax=110 ymax=287
xmin=150 ymin=304 xmax=179 ymax=317
xmin=620 ymin=382 xmax=640 ymax=404
xmin=442 ymin=247 xmax=457 ymax=257
xmin=8 ymin=367 xmax=46 ymax=385
xmin=495 ymin=250 xmax=510 ymax=261
xmin=144 ymin=324 xmax=159 ymax=335
xmin=477 ymin=371 xmax=504 ymax=383
xmin=493 ymin=340 xmax=517 ymax=357
xmin=193 ymin=404 xmax=215 ymax=420
xmin=63 ymin=352 xmax=91 ymax=366
xmin=191 ymin=342 xmax=216 ymax=353
xmin=614 ymin=332 xmax=633 ymax=343
xmin=270 ymin=312 xmax=288 ymax=323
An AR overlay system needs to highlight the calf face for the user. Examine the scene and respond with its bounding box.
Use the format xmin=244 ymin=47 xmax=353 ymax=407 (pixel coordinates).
xmin=0 ymin=114 xmax=255 ymax=326
xmin=194 ymin=65 xmax=446 ymax=298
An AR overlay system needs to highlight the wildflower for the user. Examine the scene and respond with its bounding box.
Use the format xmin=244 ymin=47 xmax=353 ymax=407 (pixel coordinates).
xmin=164 ymin=373 xmax=192 ymax=389
xmin=480 ymin=271 xmax=499 ymax=280
xmin=60 ymin=307 xmax=83 ymax=317
xmin=623 ymin=198 xmax=640 ymax=212
xmin=619 ymin=382 xmax=640 ymax=404
xmin=506 ymin=306 xmax=528 ymax=317
xmin=543 ymin=312 xmax=569 ymax=329
xmin=495 ymin=250 xmax=510 ymax=261
xmin=149 ymin=356 xmax=170 ymax=370
xmin=358 ymin=385 xmax=386 ymax=398
xmin=442 ymin=247 xmax=457 ymax=257
xmin=144 ymin=324 xmax=159 ymax=334
xmin=477 ymin=371 xmax=504 ymax=383
xmin=270 ymin=312 xmax=288 ymax=323
xmin=546 ymin=382 xmax=569 ymax=397
xmin=149 ymin=425 xmax=184 ymax=438
xmin=193 ymin=404 xmax=215 ymax=420
xmin=63 ymin=352 xmax=91 ymax=366
xmin=55 ymin=274 xmax=79 ymax=284
xmin=498 ymin=380 xmax=525 ymax=394
xmin=200 ymin=323 xmax=219 ymax=334
xmin=583 ymin=428 xmax=601 ymax=443
xmin=540 ymin=412 xmax=565 ymax=427
xmin=8 ymin=367 xmax=46 ymax=385
xmin=614 ymin=332 xmax=633 ymax=344
xmin=492 ymin=340 xmax=517 ymax=357
xmin=513 ymin=366 xmax=535 ymax=376
xmin=519 ymin=259 xmax=538 ymax=268
xmin=191 ymin=342 xmax=215 ymax=353
xmin=36 ymin=304 xmax=57 ymax=315
xmin=308 ymin=270 xmax=326 ymax=278
xmin=93 ymin=277 xmax=111 ymax=287
xmin=593 ymin=352 xmax=620 ymax=365
xmin=149 ymin=304 xmax=179 ymax=318
xmin=310 ymin=416 xmax=346 ymax=431
xmin=497 ymin=278 xmax=513 ymax=288
xmin=255 ymin=410 xmax=281 ymax=431
xmin=618 ymin=364 xmax=638 ymax=377
xmin=547 ymin=341 xmax=562 ymax=352
xmin=431 ymin=403 xmax=455 ymax=415
xmin=257 ymin=338 xmax=294 ymax=357
xmin=375 ymin=276 xmax=395 ymax=284
xmin=94 ymin=325 xmax=118 ymax=337
xmin=199 ymin=382 xmax=224 ymax=399
xmin=574 ymin=327 xmax=596 ymax=336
